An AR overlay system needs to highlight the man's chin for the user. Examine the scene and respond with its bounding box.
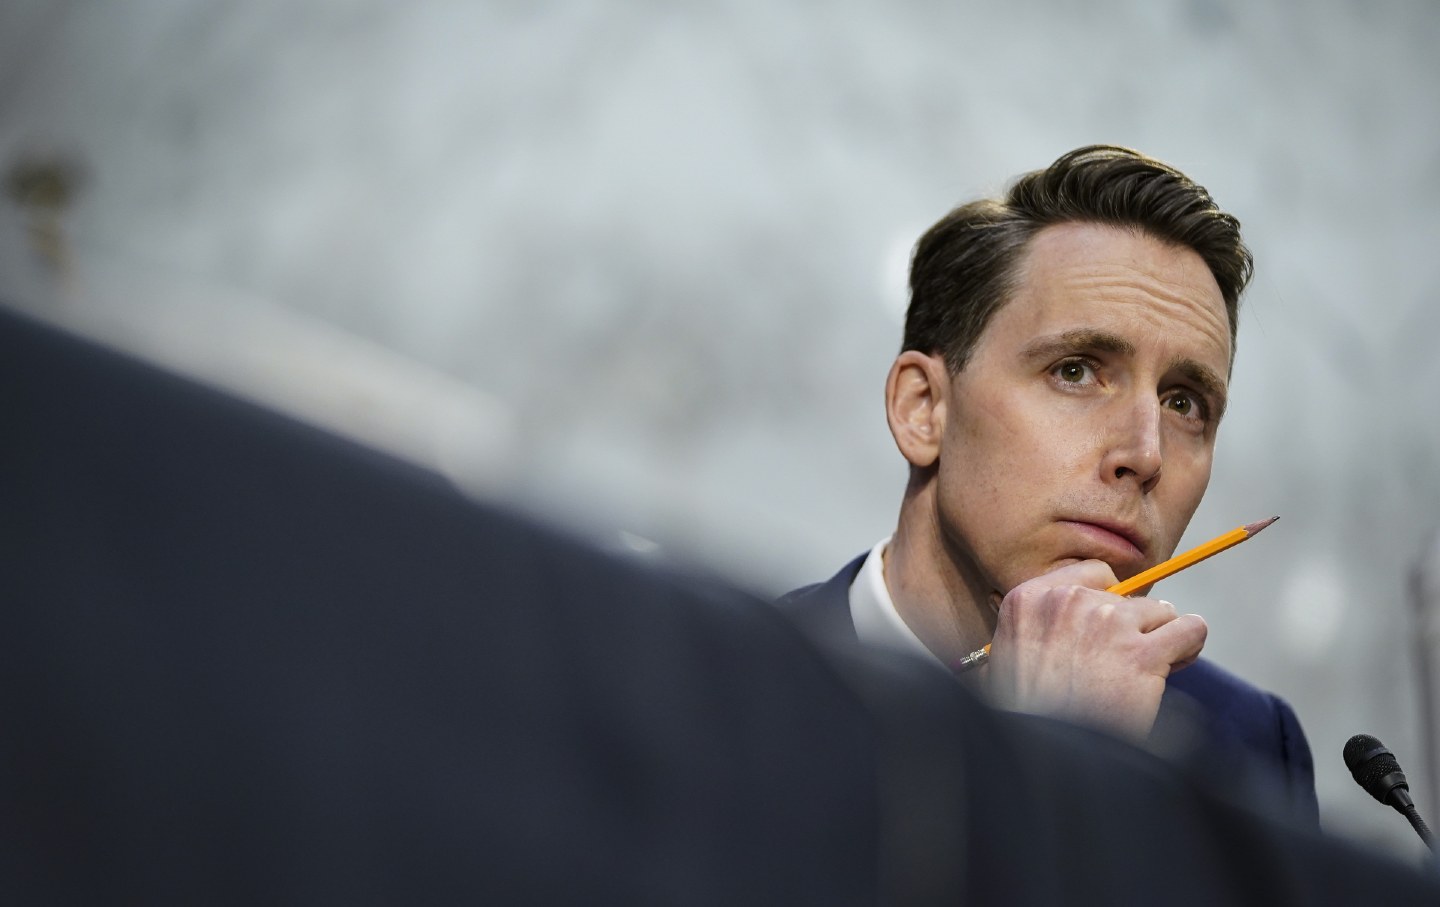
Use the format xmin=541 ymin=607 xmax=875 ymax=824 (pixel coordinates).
xmin=1040 ymin=555 xmax=1111 ymax=576
xmin=1028 ymin=554 xmax=1152 ymax=588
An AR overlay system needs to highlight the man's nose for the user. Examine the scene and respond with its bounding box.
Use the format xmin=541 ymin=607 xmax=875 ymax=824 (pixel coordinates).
xmin=1101 ymin=396 xmax=1163 ymax=491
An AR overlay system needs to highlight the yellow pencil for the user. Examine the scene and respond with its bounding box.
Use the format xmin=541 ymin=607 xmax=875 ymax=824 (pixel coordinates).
xmin=1107 ymin=515 xmax=1278 ymax=597
xmin=951 ymin=516 xmax=1279 ymax=672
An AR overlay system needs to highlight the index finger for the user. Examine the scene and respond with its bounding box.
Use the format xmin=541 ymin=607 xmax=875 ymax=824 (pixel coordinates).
xmin=1144 ymin=611 xmax=1209 ymax=672
xmin=1130 ymin=597 xmax=1181 ymax=633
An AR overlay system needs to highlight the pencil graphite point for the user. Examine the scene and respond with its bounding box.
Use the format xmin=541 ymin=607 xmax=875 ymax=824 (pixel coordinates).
xmin=1243 ymin=516 xmax=1279 ymax=536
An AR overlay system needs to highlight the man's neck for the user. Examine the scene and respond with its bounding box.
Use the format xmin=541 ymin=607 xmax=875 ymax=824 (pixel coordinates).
xmin=884 ymin=501 xmax=998 ymax=666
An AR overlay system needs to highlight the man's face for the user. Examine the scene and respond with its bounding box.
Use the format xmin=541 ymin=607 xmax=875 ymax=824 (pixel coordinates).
xmin=935 ymin=221 xmax=1233 ymax=598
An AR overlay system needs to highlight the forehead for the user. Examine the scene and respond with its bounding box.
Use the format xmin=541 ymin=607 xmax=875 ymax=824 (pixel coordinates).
xmin=985 ymin=222 xmax=1233 ymax=372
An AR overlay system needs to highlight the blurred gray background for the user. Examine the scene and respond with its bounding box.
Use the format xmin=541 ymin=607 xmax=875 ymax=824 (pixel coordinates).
xmin=3 ymin=0 xmax=1438 ymax=862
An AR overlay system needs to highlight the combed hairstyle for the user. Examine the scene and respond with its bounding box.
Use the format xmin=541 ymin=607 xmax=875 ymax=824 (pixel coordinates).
xmin=903 ymin=144 xmax=1253 ymax=374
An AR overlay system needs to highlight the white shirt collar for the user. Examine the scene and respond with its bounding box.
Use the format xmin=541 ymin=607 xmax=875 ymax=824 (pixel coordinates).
xmin=847 ymin=537 xmax=945 ymax=667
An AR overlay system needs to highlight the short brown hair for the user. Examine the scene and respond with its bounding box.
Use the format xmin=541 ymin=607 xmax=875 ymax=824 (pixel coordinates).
xmin=904 ymin=145 xmax=1253 ymax=373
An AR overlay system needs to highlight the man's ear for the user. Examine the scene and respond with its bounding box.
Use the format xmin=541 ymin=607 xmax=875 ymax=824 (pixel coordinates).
xmin=885 ymin=351 xmax=949 ymax=469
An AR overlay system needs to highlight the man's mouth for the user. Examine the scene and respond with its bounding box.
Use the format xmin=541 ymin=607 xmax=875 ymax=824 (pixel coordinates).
xmin=1057 ymin=518 xmax=1148 ymax=565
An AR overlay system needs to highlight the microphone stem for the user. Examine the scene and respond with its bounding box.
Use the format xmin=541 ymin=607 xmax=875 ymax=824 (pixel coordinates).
xmin=1402 ymin=803 xmax=1438 ymax=854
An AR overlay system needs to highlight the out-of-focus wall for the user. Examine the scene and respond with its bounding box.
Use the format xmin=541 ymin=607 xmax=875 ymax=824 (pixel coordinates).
xmin=3 ymin=0 xmax=1438 ymax=862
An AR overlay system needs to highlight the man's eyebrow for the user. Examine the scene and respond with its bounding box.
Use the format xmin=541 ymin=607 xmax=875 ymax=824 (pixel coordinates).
xmin=1020 ymin=329 xmax=1135 ymax=361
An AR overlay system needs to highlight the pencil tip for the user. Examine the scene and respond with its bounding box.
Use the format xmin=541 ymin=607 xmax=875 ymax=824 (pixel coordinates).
xmin=1244 ymin=516 xmax=1279 ymax=536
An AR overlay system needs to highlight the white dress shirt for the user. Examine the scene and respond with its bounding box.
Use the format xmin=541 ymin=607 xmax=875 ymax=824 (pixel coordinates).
xmin=847 ymin=537 xmax=944 ymax=668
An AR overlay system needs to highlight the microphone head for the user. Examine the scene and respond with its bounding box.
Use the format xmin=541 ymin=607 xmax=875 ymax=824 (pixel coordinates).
xmin=1343 ymin=733 xmax=1410 ymax=805
xmin=1344 ymin=733 xmax=1390 ymax=773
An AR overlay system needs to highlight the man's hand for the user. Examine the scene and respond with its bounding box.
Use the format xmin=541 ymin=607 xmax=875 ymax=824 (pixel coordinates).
xmin=981 ymin=560 xmax=1207 ymax=742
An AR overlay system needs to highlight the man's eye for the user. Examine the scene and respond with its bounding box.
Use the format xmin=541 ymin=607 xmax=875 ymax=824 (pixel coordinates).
xmin=1055 ymin=361 xmax=1091 ymax=383
xmin=1166 ymin=393 xmax=1204 ymax=419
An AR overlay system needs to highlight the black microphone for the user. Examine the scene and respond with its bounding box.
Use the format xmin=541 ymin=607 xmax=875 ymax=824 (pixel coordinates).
xmin=1343 ymin=733 xmax=1437 ymax=853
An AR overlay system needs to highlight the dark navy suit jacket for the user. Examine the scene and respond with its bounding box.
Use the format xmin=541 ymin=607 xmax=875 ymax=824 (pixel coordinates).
xmin=15 ymin=304 xmax=1440 ymax=902
xmin=780 ymin=554 xmax=1320 ymax=827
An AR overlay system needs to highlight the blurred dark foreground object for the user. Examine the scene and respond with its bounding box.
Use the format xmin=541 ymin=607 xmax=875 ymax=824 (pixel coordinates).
xmin=0 ymin=305 xmax=1435 ymax=905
